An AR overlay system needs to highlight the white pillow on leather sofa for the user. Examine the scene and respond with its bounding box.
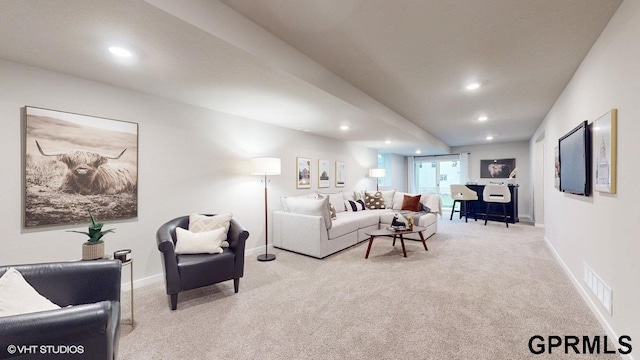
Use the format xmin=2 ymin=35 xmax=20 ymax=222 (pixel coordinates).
xmin=0 ymin=268 xmax=60 ymax=317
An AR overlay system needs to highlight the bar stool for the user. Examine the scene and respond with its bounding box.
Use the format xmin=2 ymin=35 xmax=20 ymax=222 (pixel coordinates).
xmin=450 ymin=184 xmax=478 ymax=222
xmin=482 ymin=184 xmax=511 ymax=227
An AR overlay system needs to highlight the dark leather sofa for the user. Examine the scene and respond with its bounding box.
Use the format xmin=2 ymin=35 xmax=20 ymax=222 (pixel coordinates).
xmin=0 ymin=259 xmax=121 ymax=360
xmin=156 ymin=215 xmax=249 ymax=310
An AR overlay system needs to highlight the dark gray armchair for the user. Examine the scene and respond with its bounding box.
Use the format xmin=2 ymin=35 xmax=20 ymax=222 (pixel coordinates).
xmin=156 ymin=215 xmax=249 ymax=310
xmin=0 ymin=260 xmax=121 ymax=360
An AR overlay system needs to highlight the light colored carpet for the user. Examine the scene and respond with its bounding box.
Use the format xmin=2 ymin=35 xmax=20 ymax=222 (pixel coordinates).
xmin=118 ymin=218 xmax=620 ymax=359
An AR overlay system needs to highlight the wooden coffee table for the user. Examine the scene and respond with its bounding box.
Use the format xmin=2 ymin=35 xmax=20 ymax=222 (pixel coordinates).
xmin=364 ymin=226 xmax=428 ymax=258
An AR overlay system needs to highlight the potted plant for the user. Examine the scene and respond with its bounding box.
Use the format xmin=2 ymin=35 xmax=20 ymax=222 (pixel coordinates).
xmin=68 ymin=211 xmax=115 ymax=260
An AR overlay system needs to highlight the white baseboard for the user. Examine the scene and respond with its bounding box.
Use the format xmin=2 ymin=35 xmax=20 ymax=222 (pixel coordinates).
xmin=122 ymin=273 xmax=163 ymax=290
xmin=544 ymin=236 xmax=634 ymax=360
xmin=534 ymin=223 xmax=545 ymax=228
xmin=122 ymin=244 xmax=275 ymax=291
xmin=245 ymin=243 xmax=274 ymax=257
xmin=519 ymin=215 xmax=533 ymax=223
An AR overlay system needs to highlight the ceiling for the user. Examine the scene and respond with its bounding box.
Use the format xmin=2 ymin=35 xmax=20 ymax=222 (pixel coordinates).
xmin=0 ymin=0 xmax=622 ymax=155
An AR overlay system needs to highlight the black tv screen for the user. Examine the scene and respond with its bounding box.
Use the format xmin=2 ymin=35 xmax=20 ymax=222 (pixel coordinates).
xmin=559 ymin=121 xmax=591 ymax=196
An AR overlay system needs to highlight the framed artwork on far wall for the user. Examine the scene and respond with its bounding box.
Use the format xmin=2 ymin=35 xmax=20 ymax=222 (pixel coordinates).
xmin=480 ymin=158 xmax=516 ymax=179
xmin=23 ymin=106 xmax=138 ymax=228
xmin=554 ymin=146 xmax=560 ymax=190
xmin=593 ymin=109 xmax=617 ymax=194
xmin=318 ymin=159 xmax=330 ymax=188
xmin=296 ymin=157 xmax=311 ymax=189
xmin=335 ymin=161 xmax=346 ymax=187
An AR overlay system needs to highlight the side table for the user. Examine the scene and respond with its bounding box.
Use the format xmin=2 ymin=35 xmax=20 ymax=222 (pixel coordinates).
xmin=120 ymin=258 xmax=135 ymax=328
xmin=77 ymin=256 xmax=135 ymax=328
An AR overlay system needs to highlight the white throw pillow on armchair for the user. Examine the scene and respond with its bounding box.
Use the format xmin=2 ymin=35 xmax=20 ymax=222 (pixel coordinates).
xmin=175 ymin=227 xmax=225 ymax=254
xmin=189 ymin=213 xmax=232 ymax=247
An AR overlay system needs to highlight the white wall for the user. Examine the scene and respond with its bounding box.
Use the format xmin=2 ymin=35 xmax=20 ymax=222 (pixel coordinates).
xmin=0 ymin=59 xmax=377 ymax=284
xmin=451 ymin=141 xmax=531 ymax=221
xmin=530 ymin=0 xmax=639 ymax=346
xmin=533 ymin=139 xmax=545 ymax=226
xmin=380 ymin=153 xmax=407 ymax=192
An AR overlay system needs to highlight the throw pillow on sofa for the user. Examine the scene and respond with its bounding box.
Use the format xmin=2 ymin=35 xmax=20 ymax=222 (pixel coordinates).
xmin=401 ymin=194 xmax=422 ymax=211
xmin=381 ymin=190 xmax=396 ymax=208
xmin=329 ymin=203 xmax=337 ymax=220
xmin=317 ymin=191 xmax=346 ymax=213
xmin=353 ymin=190 xmax=395 ymax=206
xmin=364 ymin=191 xmax=386 ymax=209
xmin=393 ymin=192 xmax=421 ymax=210
xmin=344 ymin=199 xmax=366 ymax=212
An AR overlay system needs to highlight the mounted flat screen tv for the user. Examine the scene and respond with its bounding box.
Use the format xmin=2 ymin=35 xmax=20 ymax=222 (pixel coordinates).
xmin=558 ymin=120 xmax=591 ymax=196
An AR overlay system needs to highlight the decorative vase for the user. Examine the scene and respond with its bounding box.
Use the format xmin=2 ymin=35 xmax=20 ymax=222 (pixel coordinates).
xmin=82 ymin=241 xmax=105 ymax=260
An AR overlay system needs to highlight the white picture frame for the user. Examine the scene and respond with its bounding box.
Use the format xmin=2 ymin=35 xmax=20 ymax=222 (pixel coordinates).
xmin=297 ymin=157 xmax=311 ymax=189
xmin=335 ymin=161 xmax=346 ymax=187
xmin=318 ymin=159 xmax=330 ymax=188
xmin=593 ymin=109 xmax=617 ymax=194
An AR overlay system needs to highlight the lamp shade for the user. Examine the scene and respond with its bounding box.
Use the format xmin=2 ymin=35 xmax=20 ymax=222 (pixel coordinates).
xmin=369 ymin=168 xmax=386 ymax=178
xmin=251 ymin=157 xmax=281 ymax=175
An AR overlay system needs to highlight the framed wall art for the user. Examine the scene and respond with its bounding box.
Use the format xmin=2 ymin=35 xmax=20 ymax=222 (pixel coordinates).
xmin=554 ymin=146 xmax=560 ymax=190
xmin=593 ymin=109 xmax=617 ymax=193
xmin=23 ymin=106 xmax=138 ymax=228
xmin=318 ymin=159 xmax=330 ymax=188
xmin=335 ymin=161 xmax=346 ymax=187
xmin=480 ymin=158 xmax=516 ymax=179
xmin=296 ymin=157 xmax=311 ymax=189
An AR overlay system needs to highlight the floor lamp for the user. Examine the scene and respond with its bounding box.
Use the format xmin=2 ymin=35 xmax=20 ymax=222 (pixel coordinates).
xmin=251 ymin=157 xmax=281 ymax=262
xmin=369 ymin=168 xmax=386 ymax=191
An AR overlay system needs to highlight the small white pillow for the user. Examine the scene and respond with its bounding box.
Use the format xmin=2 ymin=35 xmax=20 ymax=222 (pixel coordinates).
xmin=175 ymin=227 xmax=225 ymax=254
xmin=317 ymin=191 xmax=346 ymax=213
xmin=351 ymin=190 xmax=365 ymax=201
xmin=189 ymin=213 xmax=232 ymax=247
xmin=392 ymin=191 xmax=408 ymax=210
xmin=0 ymin=268 xmax=60 ymax=317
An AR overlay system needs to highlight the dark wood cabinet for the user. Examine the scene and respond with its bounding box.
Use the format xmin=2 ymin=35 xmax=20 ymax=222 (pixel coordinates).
xmin=465 ymin=184 xmax=519 ymax=223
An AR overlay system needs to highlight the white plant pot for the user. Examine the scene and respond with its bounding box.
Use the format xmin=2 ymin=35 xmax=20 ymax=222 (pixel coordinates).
xmin=82 ymin=241 xmax=105 ymax=260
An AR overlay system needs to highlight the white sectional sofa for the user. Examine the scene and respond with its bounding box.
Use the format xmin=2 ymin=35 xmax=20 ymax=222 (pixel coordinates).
xmin=272 ymin=190 xmax=442 ymax=259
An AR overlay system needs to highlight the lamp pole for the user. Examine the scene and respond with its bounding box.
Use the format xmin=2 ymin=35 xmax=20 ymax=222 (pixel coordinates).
xmin=252 ymin=157 xmax=280 ymax=262
xmin=257 ymin=173 xmax=275 ymax=261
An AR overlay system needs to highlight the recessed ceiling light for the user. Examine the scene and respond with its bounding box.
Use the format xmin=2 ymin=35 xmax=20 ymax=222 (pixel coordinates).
xmin=415 ymin=150 xmax=422 ymax=154
xmin=384 ymin=140 xmax=391 ymax=144
xmin=466 ymin=83 xmax=481 ymax=90
xmin=486 ymin=136 xmax=494 ymax=140
xmin=340 ymin=125 xmax=349 ymax=130
xmin=108 ymin=46 xmax=132 ymax=57
xmin=478 ymin=116 xmax=488 ymax=122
